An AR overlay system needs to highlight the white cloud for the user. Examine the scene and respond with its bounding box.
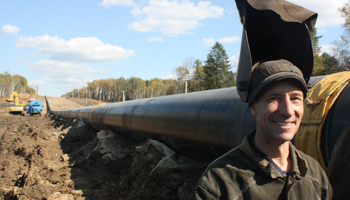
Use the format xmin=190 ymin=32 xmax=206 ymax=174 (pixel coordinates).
xmin=293 ymin=0 xmax=347 ymax=27
xmin=229 ymin=53 xmax=240 ymax=72
xmin=28 ymin=60 xmax=109 ymax=90
xmin=203 ymin=36 xmax=240 ymax=46
xmin=321 ymin=44 xmax=336 ymax=54
xmin=128 ymin=0 xmax=224 ymax=37
xmin=203 ymin=37 xmax=215 ymax=46
xmin=218 ymin=36 xmax=240 ymax=44
xmin=99 ymin=0 xmax=136 ymax=8
xmin=15 ymin=35 xmax=135 ymax=63
xmin=148 ymin=37 xmax=164 ymax=42
xmin=1 ymin=24 xmax=20 ymax=36
xmin=162 ymin=73 xmax=177 ymax=80
xmin=28 ymin=79 xmax=45 ymax=87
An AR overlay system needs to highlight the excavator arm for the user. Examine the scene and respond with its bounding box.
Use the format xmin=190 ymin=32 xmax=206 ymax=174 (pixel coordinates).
xmin=35 ymin=86 xmax=38 ymax=99
xmin=6 ymin=91 xmax=17 ymax=102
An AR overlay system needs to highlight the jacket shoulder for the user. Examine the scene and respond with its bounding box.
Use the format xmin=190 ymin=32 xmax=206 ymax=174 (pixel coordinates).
xmin=194 ymin=147 xmax=259 ymax=199
xmin=297 ymin=150 xmax=331 ymax=187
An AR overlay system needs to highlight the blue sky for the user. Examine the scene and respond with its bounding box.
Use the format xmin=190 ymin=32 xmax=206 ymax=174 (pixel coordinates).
xmin=0 ymin=0 xmax=347 ymax=97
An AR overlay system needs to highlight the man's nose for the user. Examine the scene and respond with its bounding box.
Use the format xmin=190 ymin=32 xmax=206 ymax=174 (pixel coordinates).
xmin=279 ymin=98 xmax=294 ymax=117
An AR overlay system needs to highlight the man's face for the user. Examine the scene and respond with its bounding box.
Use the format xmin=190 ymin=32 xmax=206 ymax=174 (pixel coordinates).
xmin=249 ymin=79 xmax=304 ymax=143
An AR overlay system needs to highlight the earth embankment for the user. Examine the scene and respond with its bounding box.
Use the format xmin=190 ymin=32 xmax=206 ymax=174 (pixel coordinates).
xmin=0 ymin=96 xmax=206 ymax=200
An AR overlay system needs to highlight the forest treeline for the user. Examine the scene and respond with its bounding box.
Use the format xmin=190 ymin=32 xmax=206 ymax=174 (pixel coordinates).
xmin=64 ymin=42 xmax=236 ymax=102
xmin=65 ymin=77 xmax=211 ymax=102
xmin=0 ymin=71 xmax=35 ymax=98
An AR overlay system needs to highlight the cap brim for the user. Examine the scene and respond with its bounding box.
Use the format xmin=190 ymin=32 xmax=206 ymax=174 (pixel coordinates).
xmin=247 ymin=72 xmax=307 ymax=104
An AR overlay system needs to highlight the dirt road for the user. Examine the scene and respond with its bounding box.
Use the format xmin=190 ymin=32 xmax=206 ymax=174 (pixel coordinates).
xmin=0 ymin=96 xmax=206 ymax=200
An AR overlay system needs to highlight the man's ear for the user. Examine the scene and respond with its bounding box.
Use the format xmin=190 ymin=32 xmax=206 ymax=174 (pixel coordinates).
xmin=249 ymin=103 xmax=257 ymax=116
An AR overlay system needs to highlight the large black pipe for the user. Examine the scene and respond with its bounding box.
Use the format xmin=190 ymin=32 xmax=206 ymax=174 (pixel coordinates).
xmin=322 ymin=78 xmax=350 ymax=166
xmin=46 ymin=75 xmax=350 ymax=163
xmin=47 ymin=87 xmax=255 ymax=161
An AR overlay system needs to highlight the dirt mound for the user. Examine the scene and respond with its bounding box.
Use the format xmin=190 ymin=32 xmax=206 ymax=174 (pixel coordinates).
xmin=0 ymin=97 xmax=206 ymax=200
xmin=0 ymin=93 xmax=32 ymax=103
xmin=0 ymin=97 xmax=7 ymax=103
xmin=18 ymin=93 xmax=31 ymax=100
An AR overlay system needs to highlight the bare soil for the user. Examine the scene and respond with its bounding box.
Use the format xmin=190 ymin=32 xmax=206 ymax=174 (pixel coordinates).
xmin=0 ymin=96 xmax=206 ymax=200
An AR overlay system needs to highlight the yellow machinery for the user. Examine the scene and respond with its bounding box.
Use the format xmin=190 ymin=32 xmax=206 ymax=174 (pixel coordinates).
xmin=7 ymin=86 xmax=39 ymax=114
xmin=6 ymin=91 xmax=16 ymax=102
xmin=35 ymin=86 xmax=38 ymax=99
xmin=8 ymin=91 xmax=24 ymax=113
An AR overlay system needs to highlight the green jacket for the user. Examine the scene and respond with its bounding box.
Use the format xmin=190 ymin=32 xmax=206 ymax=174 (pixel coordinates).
xmin=191 ymin=133 xmax=332 ymax=200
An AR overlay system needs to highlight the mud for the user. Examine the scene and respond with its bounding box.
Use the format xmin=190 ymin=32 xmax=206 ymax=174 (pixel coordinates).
xmin=0 ymin=96 xmax=206 ymax=200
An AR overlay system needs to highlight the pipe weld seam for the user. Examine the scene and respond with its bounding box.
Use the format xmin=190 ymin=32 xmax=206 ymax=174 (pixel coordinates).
xmin=90 ymin=104 xmax=104 ymax=131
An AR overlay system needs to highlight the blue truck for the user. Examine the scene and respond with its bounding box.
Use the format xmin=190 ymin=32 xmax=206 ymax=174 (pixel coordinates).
xmin=24 ymin=100 xmax=43 ymax=116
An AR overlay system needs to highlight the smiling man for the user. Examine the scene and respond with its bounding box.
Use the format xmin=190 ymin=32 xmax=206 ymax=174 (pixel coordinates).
xmin=191 ymin=60 xmax=333 ymax=200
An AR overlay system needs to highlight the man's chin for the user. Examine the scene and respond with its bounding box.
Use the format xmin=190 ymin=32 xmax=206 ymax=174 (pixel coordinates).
xmin=276 ymin=132 xmax=296 ymax=142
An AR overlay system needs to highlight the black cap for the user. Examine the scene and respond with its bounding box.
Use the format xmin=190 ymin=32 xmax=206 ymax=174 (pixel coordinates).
xmin=247 ymin=59 xmax=307 ymax=104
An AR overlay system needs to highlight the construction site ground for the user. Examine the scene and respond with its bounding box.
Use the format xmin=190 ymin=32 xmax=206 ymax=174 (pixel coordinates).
xmin=0 ymin=95 xmax=206 ymax=200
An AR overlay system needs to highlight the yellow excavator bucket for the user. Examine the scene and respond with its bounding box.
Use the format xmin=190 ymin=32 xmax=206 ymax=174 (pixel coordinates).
xmin=6 ymin=91 xmax=17 ymax=102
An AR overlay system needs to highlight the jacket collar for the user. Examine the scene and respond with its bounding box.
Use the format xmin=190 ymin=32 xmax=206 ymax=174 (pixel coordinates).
xmin=239 ymin=131 xmax=308 ymax=179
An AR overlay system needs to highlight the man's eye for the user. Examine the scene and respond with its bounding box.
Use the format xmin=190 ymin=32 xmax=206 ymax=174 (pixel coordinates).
xmin=291 ymin=97 xmax=303 ymax=103
xmin=292 ymin=97 xmax=302 ymax=101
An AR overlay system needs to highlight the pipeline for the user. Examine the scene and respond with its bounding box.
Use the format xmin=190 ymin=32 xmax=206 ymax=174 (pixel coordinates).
xmin=46 ymin=74 xmax=350 ymax=164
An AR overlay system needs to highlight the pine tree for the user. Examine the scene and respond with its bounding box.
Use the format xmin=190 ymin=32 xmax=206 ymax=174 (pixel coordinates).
xmin=204 ymin=42 xmax=232 ymax=89
xmin=310 ymin=28 xmax=325 ymax=76
xmin=191 ymin=59 xmax=205 ymax=91
xmin=322 ymin=52 xmax=342 ymax=74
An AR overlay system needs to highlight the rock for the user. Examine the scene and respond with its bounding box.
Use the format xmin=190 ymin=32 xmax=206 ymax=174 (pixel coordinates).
xmin=60 ymin=154 xmax=70 ymax=162
xmin=48 ymin=192 xmax=75 ymax=200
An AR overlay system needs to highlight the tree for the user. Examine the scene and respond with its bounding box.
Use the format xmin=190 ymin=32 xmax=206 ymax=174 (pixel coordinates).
xmin=81 ymin=87 xmax=88 ymax=98
xmin=0 ymin=71 xmax=34 ymax=97
xmin=310 ymin=27 xmax=343 ymax=75
xmin=224 ymin=71 xmax=236 ymax=87
xmin=333 ymin=2 xmax=350 ymax=71
xmin=87 ymin=79 xmax=102 ymax=99
xmin=87 ymin=82 xmax=96 ymax=99
xmin=0 ymin=73 xmax=8 ymax=98
xmin=127 ymin=77 xmax=145 ymax=100
xmin=322 ymin=52 xmax=343 ymax=74
xmin=175 ymin=66 xmax=189 ymax=82
xmin=204 ymin=42 xmax=232 ymax=89
xmin=7 ymin=73 xmax=22 ymax=96
xmin=100 ymin=78 xmax=114 ymax=100
xmin=311 ymin=28 xmax=322 ymax=54
xmin=182 ymin=56 xmax=196 ymax=81
xmin=149 ymin=78 xmax=164 ymax=97
xmin=191 ymin=59 xmax=205 ymax=91
xmin=163 ymin=79 xmax=178 ymax=95
xmin=181 ymin=57 xmax=196 ymax=93
xmin=113 ymin=77 xmax=127 ymax=101
xmin=310 ymin=28 xmax=325 ymax=76
xmin=26 ymin=86 xmax=35 ymax=95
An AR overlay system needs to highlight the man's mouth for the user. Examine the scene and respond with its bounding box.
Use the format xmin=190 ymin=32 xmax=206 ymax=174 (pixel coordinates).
xmin=274 ymin=121 xmax=293 ymax=126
